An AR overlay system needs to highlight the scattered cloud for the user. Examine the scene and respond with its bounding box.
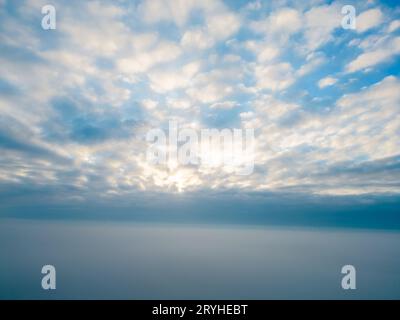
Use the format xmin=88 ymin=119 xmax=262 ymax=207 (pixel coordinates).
xmin=318 ymin=76 xmax=338 ymax=88
xmin=0 ymin=0 xmax=399 ymax=200
xmin=346 ymin=36 xmax=400 ymax=73
xmin=356 ymin=8 xmax=384 ymax=33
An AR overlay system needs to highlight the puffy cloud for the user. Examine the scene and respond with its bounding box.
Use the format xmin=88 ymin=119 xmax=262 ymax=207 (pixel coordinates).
xmin=0 ymin=0 xmax=399 ymax=199
xmin=296 ymin=52 xmax=326 ymax=77
xmin=186 ymin=66 xmax=244 ymax=103
xmin=302 ymin=2 xmax=341 ymax=52
xmin=210 ymin=101 xmax=237 ymax=110
xmin=245 ymin=1 xmax=262 ymax=11
xmin=356 ymin=8 xmax=384 ymax=33
xmin=251 ymin=7 xmax=302 ymax=37
xmin=181 ymin=28 xmax=214 ymax=50
xmin=387 ymin=20 xmax=400 ymax=33
xmin=251 ymin=76 xmax=400 ymax=195
xmin=138 ymin=0 xmax=241 ymax=42
xmin=138 ymin=0 xmax=224 ymax=27
xmin=346 ymin=36 xmax=400 ymax=73
xmin=117 ymin=41 xmax=182 ymax=74
xmin=180 ymin=9 xmax=241 ymax=51
xmin=206 ymin=11 xmax=241 ymax=41
xmin=318 ymin=76 xmax=338 ymax=88
xmin=148 ymin=61 xmax=201 ymax=93
xmin=255 ymin=63 xmax=295 ymax=91
xmin=187 ymin=82 xmax=234 ymax=104
xmin=245 ymin=41 xmax=280 ymax=63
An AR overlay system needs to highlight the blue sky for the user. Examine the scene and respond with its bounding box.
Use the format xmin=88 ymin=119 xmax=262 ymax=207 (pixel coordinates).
xmin=0 ymin=0 xmax=400 ymax=227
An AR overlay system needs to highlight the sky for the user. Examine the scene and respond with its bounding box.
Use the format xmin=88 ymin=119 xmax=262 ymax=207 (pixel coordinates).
xmin=0 ymin=0 xmax=400 ymax=227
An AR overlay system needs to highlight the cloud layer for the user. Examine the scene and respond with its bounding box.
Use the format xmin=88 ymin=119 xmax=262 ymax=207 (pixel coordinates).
xmin=0 ymin=0 xmax=399 ymax=206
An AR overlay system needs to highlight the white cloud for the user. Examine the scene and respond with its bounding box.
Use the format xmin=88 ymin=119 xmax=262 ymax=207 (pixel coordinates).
xmin=255 ymin=63 xmax=295 ymax=91
xmin=334 ymin=75 xmax=400 ymax=160
xmin=346 ymin=36 xmax=400 ymax=73
xmin=302 ymin=3 xmax=341 ymax=52
xmin=245 ymin=75 xmax=400 ymax=194
xmin=181 ymin=28 xmax=214 ymax=50
xmin=223 ymin=54 xmax=242 ymax=63
xmin=60 ymin=2 xmax=128 ymax=57
xmin=187 ymin=82 xmax=234 ymax=104
xmin=387 ymin=20 xmax=400 ymax=33
xmin=296 ymin=52 xmax=326 ymax=77
xmin=268 ymin=8 xmax=303 ymax=35
xmin=318 ymin=76 xmax=338 ymax=88
xmin=148 ymin=61 xmax=201 ymax=93
xmin=356 ymin=8 xmax=384 ymax=33
xmin=244 ymin=40 xmax=281 ymax=63
xmin=138 ymin=0 xmax=240 ymax=41
xmin=180 ymin=10 xmax=241 ymax=51
xmin=142 ymin=99 xmax=158 ymax=110
xmin=210 ymin=101 xmax=237 ymax=109
xmin=1 ymin=0 xmax=400 ymax=196
xmin=240 ymin=111 xmax=254 ymax=119
xmin=258 ymin=46 xmax=280 ymax=62
xmin=166 ymin=98 xmax=192 ymax=110
xmin=185 ymin=66 xmax=244 ymax=104
xmin=206 ymin=11 xmax=241 ymax=41
xmin=251 ymin=7 xmax=302 ymax=36
xmin=138 ymin=0 xmax=207 ymax=26
xmin=245 ymin=1 xmax=262 ymax=11
xmin=117 ymin=41 xmax=182 ymax=74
